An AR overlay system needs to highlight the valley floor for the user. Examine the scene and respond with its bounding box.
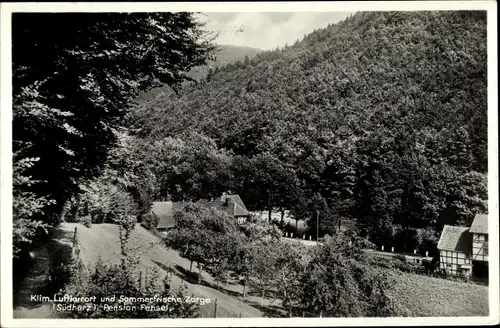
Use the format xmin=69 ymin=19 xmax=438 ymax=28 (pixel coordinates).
xmin=13 ymin=222 xmax=489 ymax=318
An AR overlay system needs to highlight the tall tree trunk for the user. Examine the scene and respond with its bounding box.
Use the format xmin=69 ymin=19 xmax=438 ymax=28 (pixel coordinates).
xmin=280 ymin=208 xmax=285 ymax=229
xmin=190 ymin=260 xmax=193 ymax=272
xmin=268 ymin=208 xmax=272 ymax=225
xmin=403 ymin=226 xmax=408 ymax=253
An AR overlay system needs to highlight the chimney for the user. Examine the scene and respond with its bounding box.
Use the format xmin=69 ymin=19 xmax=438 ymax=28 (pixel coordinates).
xmin=221 ymin=192 xmax=231 ymax=205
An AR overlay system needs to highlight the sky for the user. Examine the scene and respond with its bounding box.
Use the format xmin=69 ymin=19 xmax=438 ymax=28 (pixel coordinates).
xmin=197 ymin=12 xmax=354 ymax=50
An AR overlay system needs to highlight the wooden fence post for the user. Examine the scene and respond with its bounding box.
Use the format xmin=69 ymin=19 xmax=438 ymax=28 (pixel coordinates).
xmin=213 ymin=298 xmax=218 ymax=318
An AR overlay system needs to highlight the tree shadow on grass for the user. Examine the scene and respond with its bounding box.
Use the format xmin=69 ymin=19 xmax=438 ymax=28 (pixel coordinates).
xmin=200 ymin=279 xmax=243 ymax=298
xmin=153 ymin=261 xmax=246 ymax=299
xmin=242 ymin=299 xmax=287 ymax=318
xmin=151 ymin=260 xmax=288 ymax=318
xmin=151 ymin=261 xmax=200 ymax=284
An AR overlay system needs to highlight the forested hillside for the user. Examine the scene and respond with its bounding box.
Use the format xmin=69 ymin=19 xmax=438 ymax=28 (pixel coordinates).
xmin=136 ymin=45 xmax=261 ymax=102
xmin=189 ymin=44 xmax=262 ymax=80
xmin=130 ymin=11 xmax=488 ymax=254
xmin=10 ymin=10 xmax=490 ymax=320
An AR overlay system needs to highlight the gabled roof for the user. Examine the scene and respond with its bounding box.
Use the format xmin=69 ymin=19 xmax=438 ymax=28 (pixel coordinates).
xmin=153 ymin=194 xmax=249 ymax=229
xmin=437 ymin=225 xmax=472 ymax=253
xmin=195 ymin=194 xmax=250 ymax=217
xmin=233 ymin=202 xmax=249 ymax=216
xmin=225 ymin=194 xmax=248 ymax=212
xmin=152 ymin=201 xmax=185 ymax=229
xmin=469 ymin=214 xmax=488 ymax=234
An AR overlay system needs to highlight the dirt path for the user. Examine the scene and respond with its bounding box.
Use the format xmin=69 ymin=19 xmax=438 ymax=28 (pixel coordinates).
xmin=13 ymin=245 xmax=54 ymax=318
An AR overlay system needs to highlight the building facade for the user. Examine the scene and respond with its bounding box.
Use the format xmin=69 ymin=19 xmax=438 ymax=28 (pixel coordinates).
xmin=470 ymin=214 xmax=488 ymax=262
xmin=437 ymin=213 xmax=488 ymax=278
xmin=152 ymin=193 xmax=251 ymax=235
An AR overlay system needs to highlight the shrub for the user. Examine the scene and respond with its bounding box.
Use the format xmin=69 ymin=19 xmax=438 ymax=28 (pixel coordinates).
xmin=79 ymin=215 xmax=92 ymax=228
xmin=140 ymin=212 xmax=159 ymax=231
xmin=57 ymin=255 xmax=199 ymax=318
xmin=46 ymin=245 xmax=79 ymax=294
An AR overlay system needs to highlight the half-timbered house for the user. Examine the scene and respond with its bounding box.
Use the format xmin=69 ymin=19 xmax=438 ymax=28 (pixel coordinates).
xmin=437 ymin=213 xmax=488 ymax=279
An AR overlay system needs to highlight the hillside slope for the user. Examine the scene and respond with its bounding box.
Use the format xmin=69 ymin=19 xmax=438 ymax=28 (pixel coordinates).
xmin=141 ymin=11 xmax=486 ymax=166
xmin=384 ymin=270 xmax=488 ymax=317
xmin=130 ymin=11 xmax=487 ymax=241
xmin=136 ymin=44 xmax=261 ymax=102
xmin=188 ymin=44 xmax=262 ymax=80
xmin=53 ymin=222 xmax=264 ymax=318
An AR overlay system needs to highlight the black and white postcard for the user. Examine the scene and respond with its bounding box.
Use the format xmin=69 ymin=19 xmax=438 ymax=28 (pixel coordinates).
xmin=1 ymin=1 xmax=498 ymax=327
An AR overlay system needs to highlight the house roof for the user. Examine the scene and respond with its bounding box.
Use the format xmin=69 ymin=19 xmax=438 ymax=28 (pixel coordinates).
xmin=152 ymin=201 xmax=185 ymax=229
xmin=153 ymin=194 xmax=249 ymax=229
xmin=195 ymin=194 xmax=250 ymax=217
xmin=225 ymin=194 xmax=248 ymax=212
xmin=469 ymin=214 xmax=488 ymax=234
xmin=437 ymin=225 xmax=472 ymax=253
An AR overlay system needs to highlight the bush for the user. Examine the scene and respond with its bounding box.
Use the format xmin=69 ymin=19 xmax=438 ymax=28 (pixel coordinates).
xmin=140 ymin=212 xmax=159 ymax=231
xmin=79 ymin=215 xmax=92 ymax=228
xmin=57 ymin=256 xmax=199 ymax=318
xmin=46 ymin=245 xmax=79 ymax=294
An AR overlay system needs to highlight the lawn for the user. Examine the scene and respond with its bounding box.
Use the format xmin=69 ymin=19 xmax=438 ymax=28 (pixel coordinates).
xmin=52 ymin=222 xmax=264 ymax=318
xmin=383 ymin=269 xmax=489 ymax=317
xmin=52 ymin=222 xmax=489 ymax=318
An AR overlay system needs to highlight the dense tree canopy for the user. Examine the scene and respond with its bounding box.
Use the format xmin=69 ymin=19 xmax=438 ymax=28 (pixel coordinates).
xmin=12 ymin=12 xmax=215 ymax=259
xmin=12 ymin=12 xmax=216 ymax=220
